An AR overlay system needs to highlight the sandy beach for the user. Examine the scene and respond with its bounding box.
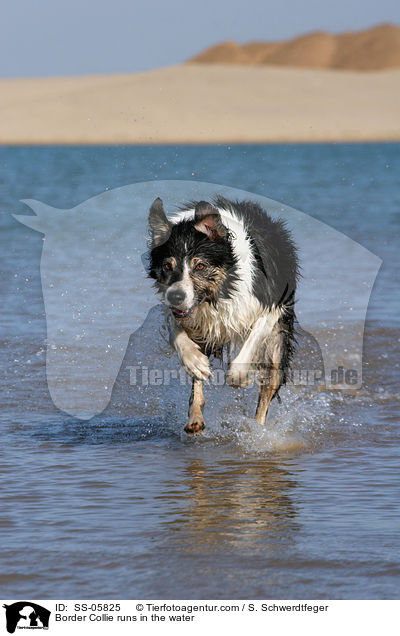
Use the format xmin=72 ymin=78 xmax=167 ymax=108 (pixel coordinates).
xmin=1 ymin=64 xmax=400 ymax=144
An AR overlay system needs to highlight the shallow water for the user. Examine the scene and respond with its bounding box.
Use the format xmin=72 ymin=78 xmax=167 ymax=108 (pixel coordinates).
xmin=1 ymin=144 xmax=399 ymax=599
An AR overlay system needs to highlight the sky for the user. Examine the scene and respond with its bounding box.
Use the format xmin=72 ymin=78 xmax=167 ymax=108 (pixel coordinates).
xmin=0 ymin=0 xmax=399 ymax=77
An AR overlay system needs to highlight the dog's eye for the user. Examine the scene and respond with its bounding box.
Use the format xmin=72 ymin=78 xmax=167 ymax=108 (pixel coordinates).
xmin=195 ymin=262 xmax=206 ymax=271
xmin=163 ymin=262 xmax=172 ymax=272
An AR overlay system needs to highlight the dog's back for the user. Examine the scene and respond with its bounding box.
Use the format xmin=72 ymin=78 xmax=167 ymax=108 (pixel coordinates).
xmin=216 ymin=197 xmax=298 ymax=310
xmin=170 ymin=197 xmax=298 ymax=350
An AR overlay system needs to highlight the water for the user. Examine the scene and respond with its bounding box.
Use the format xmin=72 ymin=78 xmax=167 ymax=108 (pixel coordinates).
xmin=1 ymin=144 xmax=399 ymax=599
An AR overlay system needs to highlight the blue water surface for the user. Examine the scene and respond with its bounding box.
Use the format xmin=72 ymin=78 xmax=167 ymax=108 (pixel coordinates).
xmin=0 ymin=143 xmax=399 ymax=599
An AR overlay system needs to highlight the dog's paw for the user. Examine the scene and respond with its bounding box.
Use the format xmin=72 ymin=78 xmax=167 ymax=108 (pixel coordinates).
xmin=184 ymin=416 xmax=206 ymax=435
xmin=226 ymin=363 xmax=252 ymax=388
xmin=179 ymin=344 xmax=211 ymax=381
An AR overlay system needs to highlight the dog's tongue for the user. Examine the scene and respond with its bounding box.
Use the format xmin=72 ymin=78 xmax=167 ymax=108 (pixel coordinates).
xmin=172 ymin=307 xmax=194 ymax=319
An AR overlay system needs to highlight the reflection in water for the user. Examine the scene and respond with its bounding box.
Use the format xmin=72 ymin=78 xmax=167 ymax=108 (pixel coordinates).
xmin=160 ymin=458 xmax=299 ymax=556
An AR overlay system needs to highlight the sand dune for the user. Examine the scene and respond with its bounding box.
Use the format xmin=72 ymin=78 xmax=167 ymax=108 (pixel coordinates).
xmin=0 ymin=64 xmax=399 ymax=144
xmin=189 ymin=24 xmax=400 ymax=70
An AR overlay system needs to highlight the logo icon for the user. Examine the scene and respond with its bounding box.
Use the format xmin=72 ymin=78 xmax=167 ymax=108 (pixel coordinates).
xmin=13 ymin=181 xmax=381 ymax=419
xmin=3 ymin=602 xmax=51 ymax=633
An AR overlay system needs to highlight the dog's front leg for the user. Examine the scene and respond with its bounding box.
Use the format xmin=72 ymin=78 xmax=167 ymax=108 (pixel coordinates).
xmin=185 ymin=378 xmax=206 ymax=434
xmin=226 ymin=310 xmax=281 ymax=388
xmin=169 ymin=316 xmax=211 ymax=382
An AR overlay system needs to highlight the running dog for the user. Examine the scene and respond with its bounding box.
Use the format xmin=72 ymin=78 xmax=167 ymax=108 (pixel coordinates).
xmin=148 ymin=196 xmax=298 ymax=434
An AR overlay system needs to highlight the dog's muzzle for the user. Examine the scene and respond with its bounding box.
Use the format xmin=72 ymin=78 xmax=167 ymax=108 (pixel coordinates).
xmin=166 ymin=286 xmax=196 ymax=319
xmin=166 ymin=288 xmax=186 ymax=307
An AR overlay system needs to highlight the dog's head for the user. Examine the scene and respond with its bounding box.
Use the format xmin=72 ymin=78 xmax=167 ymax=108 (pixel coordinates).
xmin=148 ymin=198 xmax=237 ymax=320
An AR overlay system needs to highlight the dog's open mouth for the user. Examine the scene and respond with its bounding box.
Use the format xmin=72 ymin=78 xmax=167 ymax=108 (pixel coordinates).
xmin=171 ymin=307 xmax=195 ymax=319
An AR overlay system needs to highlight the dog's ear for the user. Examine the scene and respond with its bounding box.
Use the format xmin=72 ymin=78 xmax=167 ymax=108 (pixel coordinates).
xmin=194 ymin=201 xmax=226 ymax=241
xmin=149 ymin=198 xmax=172 ymax=246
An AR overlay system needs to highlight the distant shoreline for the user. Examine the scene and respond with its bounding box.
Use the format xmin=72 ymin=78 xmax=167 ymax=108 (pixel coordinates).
xmin=1 ymin=64 xmax=399 ymax=145
xmin=2 ymin=139 xmax=400 ymax=146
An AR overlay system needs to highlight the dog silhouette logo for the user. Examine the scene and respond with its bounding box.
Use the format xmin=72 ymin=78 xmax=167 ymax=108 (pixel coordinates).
xmin=13 ymin=181 xmax=381 ymax=420
xmin=3 ymin=602 xmax=51 ymax=633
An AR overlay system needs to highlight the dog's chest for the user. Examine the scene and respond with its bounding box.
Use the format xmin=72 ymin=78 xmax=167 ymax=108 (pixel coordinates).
xmin=183 ymin=294 xmax=264 ymax=346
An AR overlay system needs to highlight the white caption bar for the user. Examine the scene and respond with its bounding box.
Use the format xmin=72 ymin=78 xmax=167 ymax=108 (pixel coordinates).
xmin=1 ymin=599 xmax=398 ymax=635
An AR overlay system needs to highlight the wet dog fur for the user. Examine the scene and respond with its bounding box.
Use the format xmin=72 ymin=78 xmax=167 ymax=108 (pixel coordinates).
xmin=148 ymin=196 xmax=299 ymax=434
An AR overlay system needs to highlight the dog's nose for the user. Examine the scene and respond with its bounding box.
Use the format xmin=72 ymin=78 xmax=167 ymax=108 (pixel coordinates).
xmin=166 ymin=288 xmax=186 ymax=307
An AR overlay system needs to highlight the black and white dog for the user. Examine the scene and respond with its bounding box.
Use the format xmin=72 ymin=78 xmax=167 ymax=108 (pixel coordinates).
xmin=148 ymin=196 xmax=298 ymax=434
